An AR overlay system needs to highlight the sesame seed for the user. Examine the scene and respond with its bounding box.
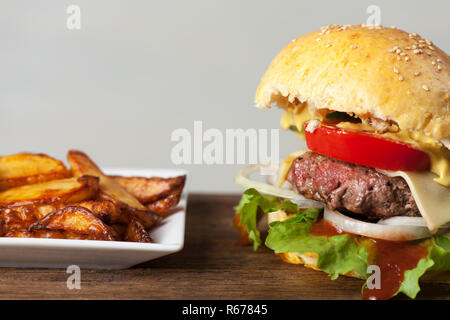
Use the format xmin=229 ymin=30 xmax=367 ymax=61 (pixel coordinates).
xmin=422 ymin=85 xmax=430 ymax=91
xmin=388 ymin=48 xmax=395 ymax=53
xmin=396 ymin=49 xmax=401 ymax=54
xmin=393 ymin=67 xmax=400 ymax=73
xmin=399 ymin=76 xmax=404 ymax=81
xmin=405 ymin=56 xmax=410 ymax=61
xmin=405 ymin=46 xmax=411 ymax=50
xmin=413 ymin=49 xmax=422 ymax=54
xmin=325 ymin=44 xmax=331 ymax=48
xmin=428 ymin=46 xmax=435 ymax=50
xmin=400 ymin=52 xmax=407 ymax=56
xmin=414 ymin=72 xmax=421 ymax=76
xmin=426 ymin=51 xmax=432 ymax=56
xmin=437 ymin=65 xmax=442 ymax=71
xmin=350 ymin=45 xmax=357 ymax=49
xmin=412 ymin=45 xmax=417 ymax=49
xmin=432 ymin=61 xmax=436 ymax=65
xmin=316 ymin=38 xmax=321 ymax=41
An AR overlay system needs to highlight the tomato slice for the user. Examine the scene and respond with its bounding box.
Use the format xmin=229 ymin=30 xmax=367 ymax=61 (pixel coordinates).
xmin=304 ymin=122 xmax=430 ymax=171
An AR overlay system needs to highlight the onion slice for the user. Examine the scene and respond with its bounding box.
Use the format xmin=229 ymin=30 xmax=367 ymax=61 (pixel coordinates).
xmin=234 ymin=163 xmax=324 ymax=208
xmin=323 ymin=208 xmax=445 ymax=241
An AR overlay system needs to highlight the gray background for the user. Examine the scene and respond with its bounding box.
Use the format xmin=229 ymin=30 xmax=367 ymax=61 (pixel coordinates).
xmin=1 ymin=0 xmax=449 ymax=192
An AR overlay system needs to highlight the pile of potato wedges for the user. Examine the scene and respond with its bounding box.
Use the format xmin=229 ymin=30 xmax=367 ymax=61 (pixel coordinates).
xmin=0 ymin=151 xmax=186 ymax=242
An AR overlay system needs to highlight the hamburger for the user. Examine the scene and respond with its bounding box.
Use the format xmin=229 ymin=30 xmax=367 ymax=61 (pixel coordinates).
xmin=234 ymin=24 xmax=449 ymax=300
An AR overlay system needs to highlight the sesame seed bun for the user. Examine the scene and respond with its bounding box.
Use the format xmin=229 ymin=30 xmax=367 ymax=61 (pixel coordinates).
xmin=255 ymin=25 xmax=450 ymax=140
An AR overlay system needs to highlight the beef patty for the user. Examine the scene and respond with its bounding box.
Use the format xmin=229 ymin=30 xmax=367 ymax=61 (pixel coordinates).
xmin=287 ymin=152 xmax=420 ymax=219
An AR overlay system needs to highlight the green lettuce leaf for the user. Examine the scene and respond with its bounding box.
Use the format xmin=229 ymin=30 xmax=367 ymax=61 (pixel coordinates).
xmin=429 ymin=235 xmax=450 ymax=271
xmin=233 ymin=188 xmax=279 ymax=250
xmin=396 ymin=235 xmax=450 ymax=299
xmin=398 ymin=258 xmax=434 ymax=299
xmin=265 ymin=211 xmax=369 ymax=279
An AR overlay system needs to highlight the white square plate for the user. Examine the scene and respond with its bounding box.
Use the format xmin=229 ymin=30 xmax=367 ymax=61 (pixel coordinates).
xmin=0 ymin=168 xmax=188 ymax=269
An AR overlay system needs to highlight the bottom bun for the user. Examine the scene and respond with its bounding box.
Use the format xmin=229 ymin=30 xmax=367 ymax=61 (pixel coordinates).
xmin=278 ymin=252 xmax=450 ymax=283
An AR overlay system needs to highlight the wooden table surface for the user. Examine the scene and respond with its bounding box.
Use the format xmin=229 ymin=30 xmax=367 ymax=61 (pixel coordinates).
xmin=0 ymin=194 xmax=448 ymax=300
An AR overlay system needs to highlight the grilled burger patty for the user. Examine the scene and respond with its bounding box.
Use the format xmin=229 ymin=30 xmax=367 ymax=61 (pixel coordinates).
xmin=287 ymin=152 xmax=420 ymax=219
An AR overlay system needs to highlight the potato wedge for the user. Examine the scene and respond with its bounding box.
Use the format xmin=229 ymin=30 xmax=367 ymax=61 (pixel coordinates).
xmin=62 ymin=200 xmax=122 ymax=224
xmin=0 ymin=175 xmax=99 ymax=208
xmin=68 ymin=150 xmax=160 ymax=228
xmin=0 ymin=207 xmax=37 ymax=235
xmin=68 ymin=150 xmax=146 ymax=210
xmin=29 ymin=206 xmax=116 ymax=241
xmin=31 ymin=200 xmax=121 ymax=223
xmin=4 ymin=229 xmax=65 ymax=239
xmin=5 ymin=229 xmax=104 ymax=240
xmin=111 ymin=175 xmax=186 ymax=204
xmin=125 ymin=219 xmax=153 ymax=243
xmin=147 ymin=185 xmax=183 ymax=216
xmin=0 ymin=153 xmax=70 ymax=191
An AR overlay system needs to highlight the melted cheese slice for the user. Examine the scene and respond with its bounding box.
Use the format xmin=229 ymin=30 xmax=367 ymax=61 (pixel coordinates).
xmin=381 ymin=170 xmax=450 ymax=233
xmin=278 ymin=148 xmax=450 ymax=233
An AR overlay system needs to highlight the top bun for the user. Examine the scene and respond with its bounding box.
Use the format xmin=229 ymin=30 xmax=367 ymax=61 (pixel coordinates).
xmin=255 ymin=25 xmax=450 ymax=140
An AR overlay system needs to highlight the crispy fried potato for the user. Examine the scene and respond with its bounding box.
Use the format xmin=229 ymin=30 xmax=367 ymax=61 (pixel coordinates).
xmin=0 ymin=176 xmax=99 ymax=208
xmin=0 ymin=207 xmax=37 ymax=235
xmin=109 ymin=223 xmax=127 ymax=239
xmin=5 ymin=229 xmax=104 ymax=240
xmin=4 ymin=229 xmax=65 ymax=239
xmin=0 ymin=153 xmax=70 ymax=191
xmin=111 ymin=175 xmax=186 ymax=204
xmin=29 ymin=206 xmax=116 ymax=241
xmin=125 ymin=219 xmax=153 ymax=243
xmin=34 ymin=204 xmax=57 ymax=220
xmin=62 ymin=200 xmax=122 ymax=224
xmin=68 ymin=150 xmax=160 ymax=228
xmin=31 ymin=200 xmax=122 ymax=223
xmin=147 ymin=185 xmax=183 ymax=216
xmin=68 ymin=150 xmax=146 ymax=210
xmin=123 ymin=208 xmax=161 ymax=229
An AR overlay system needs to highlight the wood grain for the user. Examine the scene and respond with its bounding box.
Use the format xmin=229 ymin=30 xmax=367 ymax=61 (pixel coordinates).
xmin=0 ymin=194 xmax=448 ymax=300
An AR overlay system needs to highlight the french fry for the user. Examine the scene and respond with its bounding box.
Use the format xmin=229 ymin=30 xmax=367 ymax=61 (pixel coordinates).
xmin=111 ymin=175 xmax=186 ymax=204
xmin=146 ymin=185 xmax=183 ymax=216
xmin=0 ymin=153 xmax=70 ymax=191
xmin=125 ymin=219 xmax=153 ymax=243
xmin=0 ymin=175 xmax=99 ymax=208
xmin=29 ymin=206 xmax=116 ymax=241
xmin=67 ymin=150 xmax=160 ymax=228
